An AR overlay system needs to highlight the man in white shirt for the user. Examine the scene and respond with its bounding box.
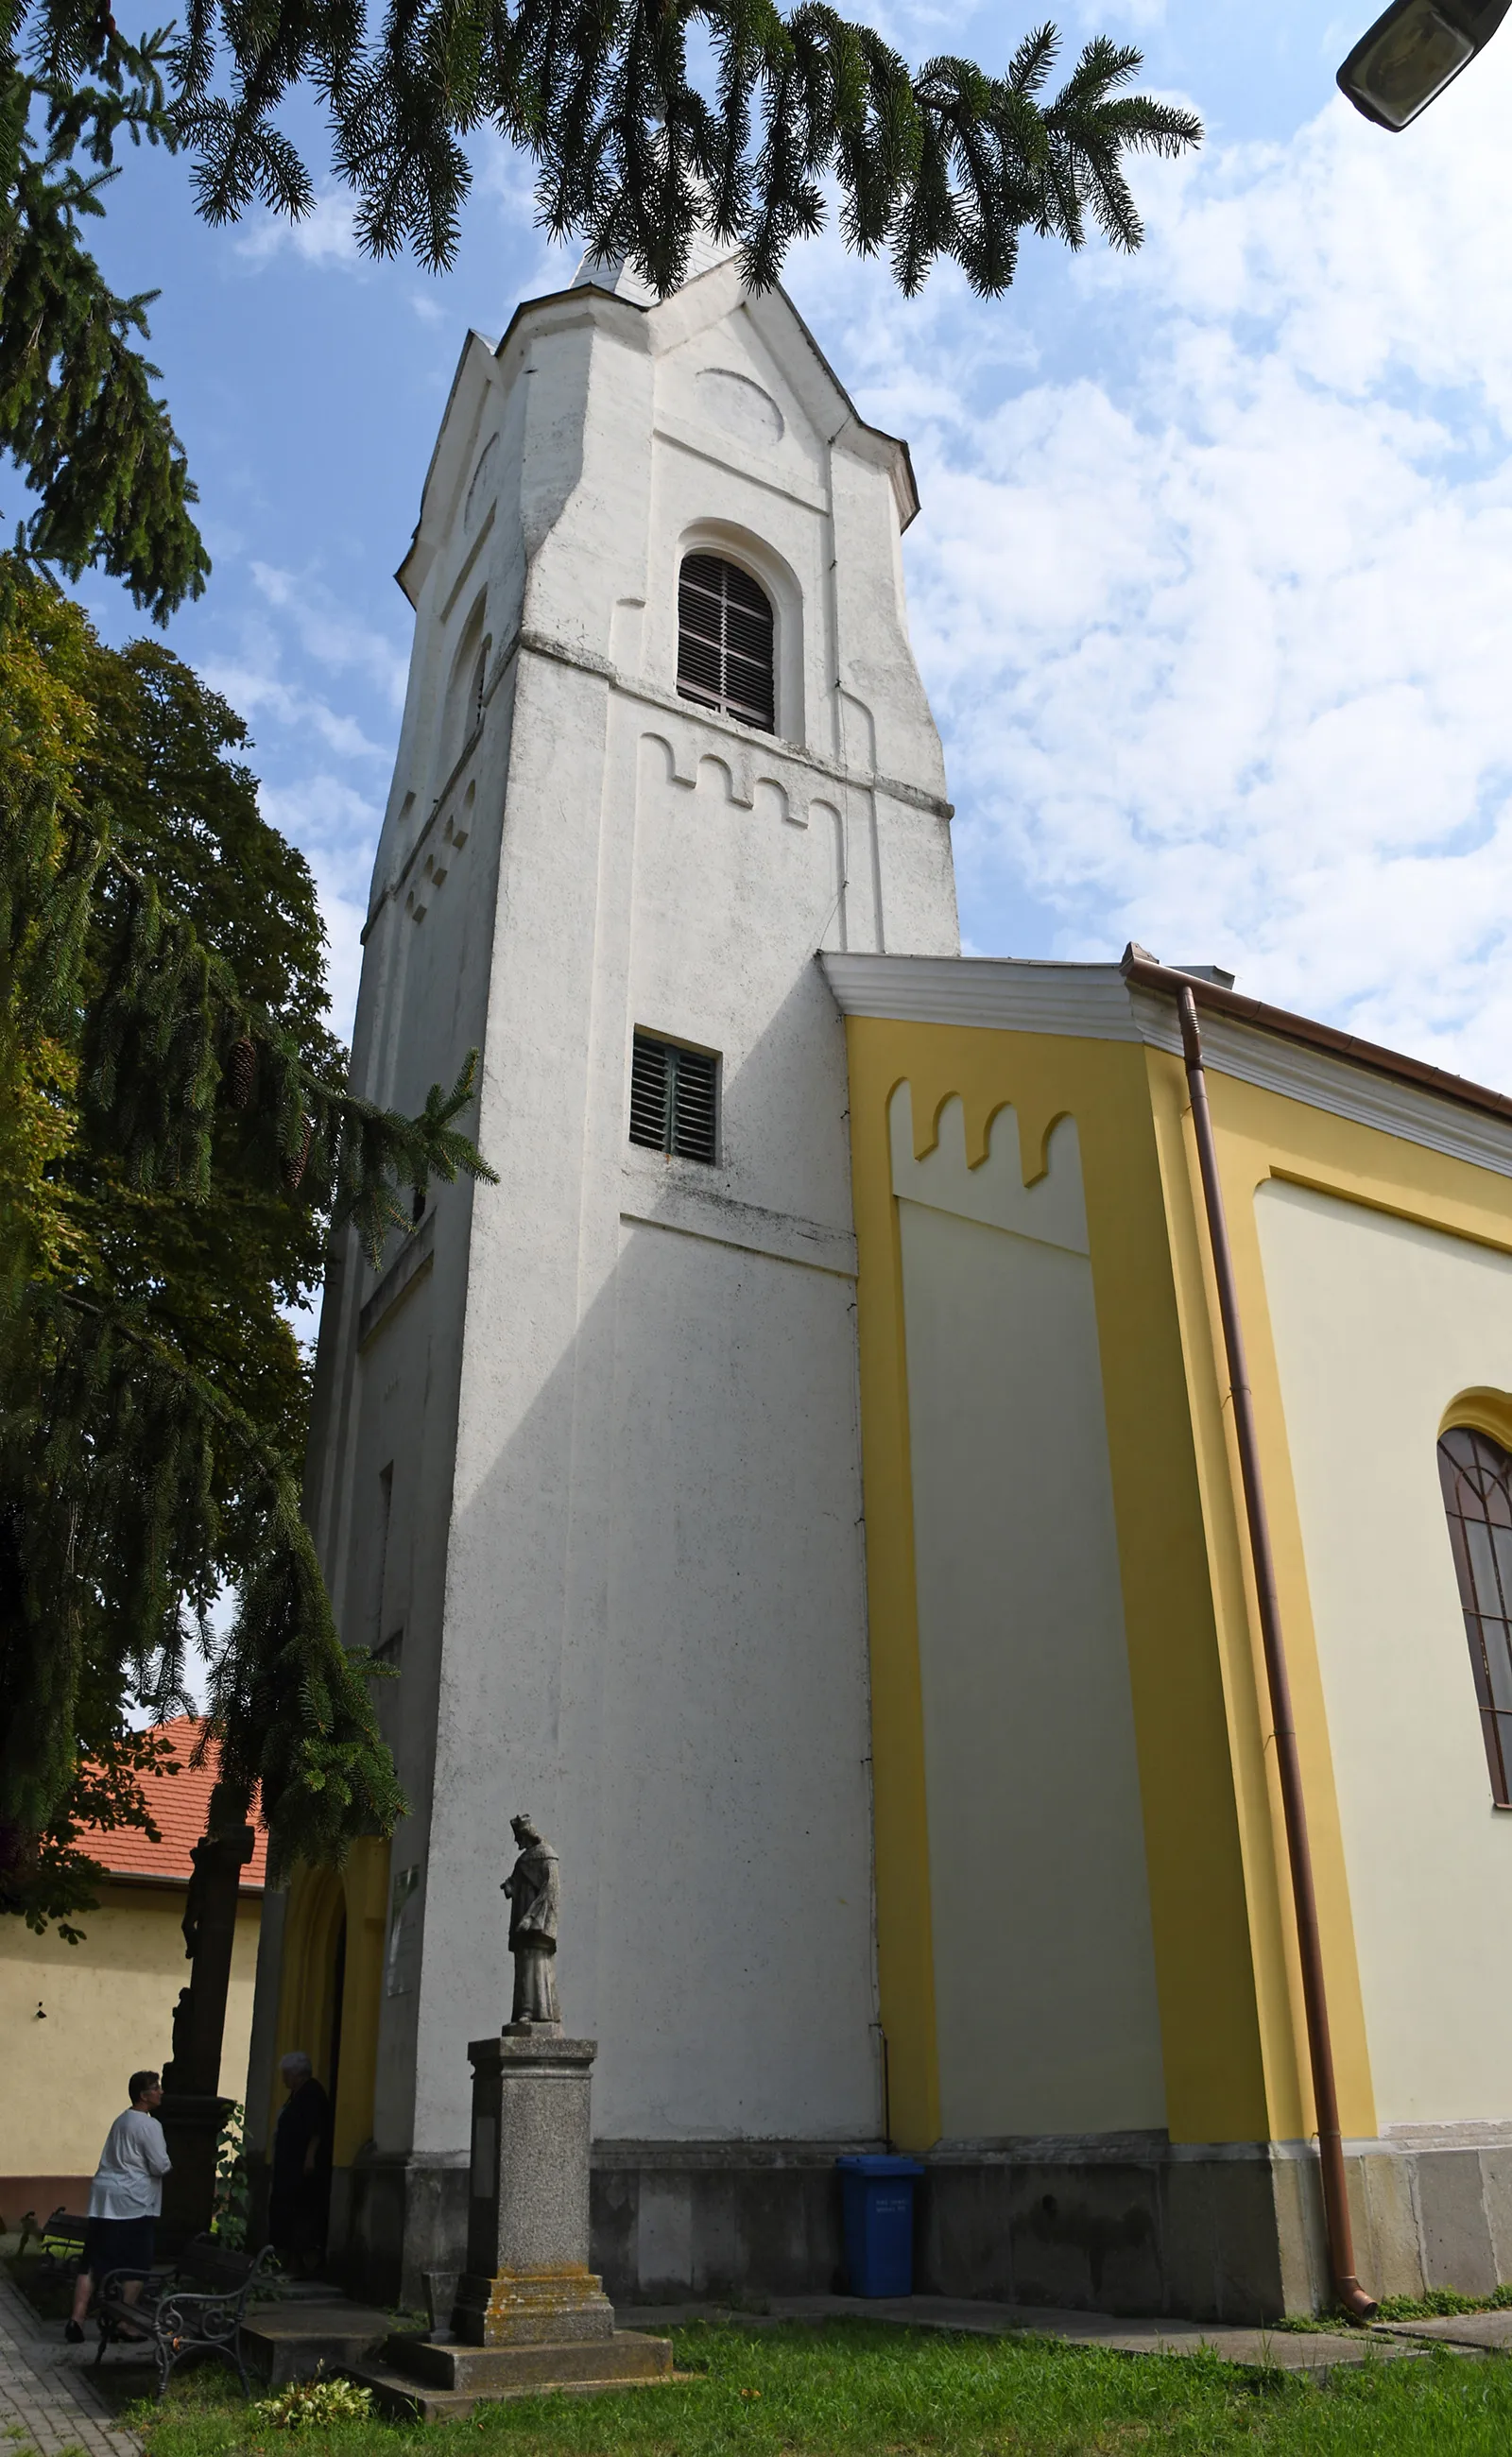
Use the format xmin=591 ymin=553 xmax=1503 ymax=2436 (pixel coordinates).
xmin=65 ymin=2070 xmax=172 ymax=2343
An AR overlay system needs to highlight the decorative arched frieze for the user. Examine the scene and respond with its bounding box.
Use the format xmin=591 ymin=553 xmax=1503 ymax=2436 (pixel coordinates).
xmin=887 ymin=1086 xmax=1090 ymax=1254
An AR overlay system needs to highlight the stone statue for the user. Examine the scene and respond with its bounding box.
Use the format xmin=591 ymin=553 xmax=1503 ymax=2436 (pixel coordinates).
xmin=181 ymin=1837 xmax=213 ymax=1960
xmin=501 ymin=1814 xmax=560 ymax=2028
xmin=162 ymin=1984 xmax=194 ymax=2088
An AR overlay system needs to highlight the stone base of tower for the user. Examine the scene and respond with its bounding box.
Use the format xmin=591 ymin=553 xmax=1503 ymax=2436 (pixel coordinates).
xmin=317 ymin=2130 xmax=1512 ymax=2323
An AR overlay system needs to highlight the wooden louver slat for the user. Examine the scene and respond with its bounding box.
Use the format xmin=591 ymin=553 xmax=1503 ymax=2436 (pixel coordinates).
xmin=628 ymin=1033 xmax=718 ymax=1165
xmin=670 ymin=1046 xmax=718 ymax=1161
xmin=678 ymin=553 xmax=775 ymax=732
xmin=628 ymin=1035 xmax=672 ymax=1151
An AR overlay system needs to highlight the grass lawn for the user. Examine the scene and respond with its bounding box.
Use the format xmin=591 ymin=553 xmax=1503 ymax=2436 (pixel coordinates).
xmin=85 ymin=2318 xmax=1512 ymax=2457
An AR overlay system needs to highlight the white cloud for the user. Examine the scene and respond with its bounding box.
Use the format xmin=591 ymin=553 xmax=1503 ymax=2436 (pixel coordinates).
xmin=259 ymin=775 xmax=383 ymax=1040
xmin=250 ymin=563 xmax=409 ymax=709
xmin=234 ymin=190 xmax=363 ymax=268
xmin=201 ymin=657 xmax=388 ymax=761
xmin=787 ymin=42 xmax=1512 ymax=1084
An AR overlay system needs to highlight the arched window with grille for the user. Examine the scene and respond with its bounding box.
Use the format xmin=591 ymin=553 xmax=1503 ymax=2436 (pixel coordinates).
xmin=470 ymin=634 xmax=491 ymax=736
xmin=678 ymin=552 xmax=776 ymax=732
xmin=1438 ymin=1423 xmax=1512 ymax=1803
xmin=443 ymin=598 xmax=488 ymax=774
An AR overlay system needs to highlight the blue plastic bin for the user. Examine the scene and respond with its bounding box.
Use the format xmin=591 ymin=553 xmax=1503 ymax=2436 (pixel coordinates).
xmin=836 ymin=2154 xmax=925 ymax=2297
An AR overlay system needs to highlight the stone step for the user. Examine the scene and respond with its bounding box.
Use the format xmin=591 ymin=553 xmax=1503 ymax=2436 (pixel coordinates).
xmin=352 ymin=2329 xmax=674 ymax=2422
xmin=240 ymin=2302 xmax=394 ymax=2387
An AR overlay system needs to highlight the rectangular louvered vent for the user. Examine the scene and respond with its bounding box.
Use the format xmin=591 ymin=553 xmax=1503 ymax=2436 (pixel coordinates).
xmin=629 ymin=1033 xmax=720 ymax=1164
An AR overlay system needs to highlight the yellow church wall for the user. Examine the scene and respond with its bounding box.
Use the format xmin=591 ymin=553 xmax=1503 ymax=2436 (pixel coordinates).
xmin=0 ymin=1883 xmax=261 ymax=2191
xmin=268 ymin=1838 xmax=389 ymax=2166
xmin=847 ymin=1016 xmax=1271 ymax=2152
xmin=1254 ymin=1176 xmax=1512 ymax=2125
xmin=890 ymin=1089 xmax=1166 ymax=2138
xmin=1157 ymin=1057 xmax=1512 ymax=2143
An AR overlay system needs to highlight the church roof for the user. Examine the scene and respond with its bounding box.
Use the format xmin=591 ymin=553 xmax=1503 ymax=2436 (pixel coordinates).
xmin=77 ymin=1717 xmax=267 ymax=1892
xmin=823 ymin=950 xmax=1512 ymax=1141
xmin=569 ymin=229 xmax=742 ymax=306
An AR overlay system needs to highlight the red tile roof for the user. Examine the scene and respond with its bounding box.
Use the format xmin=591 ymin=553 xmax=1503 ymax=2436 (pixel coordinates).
xmin=79 ymin=1719 xmax=266 ymax=1891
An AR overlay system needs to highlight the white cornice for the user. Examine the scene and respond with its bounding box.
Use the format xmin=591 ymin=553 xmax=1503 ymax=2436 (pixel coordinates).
xmin=821 ymin=954 xmax=1512 ymax=1186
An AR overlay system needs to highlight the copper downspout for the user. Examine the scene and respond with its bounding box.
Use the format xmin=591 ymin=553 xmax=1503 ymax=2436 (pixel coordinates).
xmin=1176 ymin=987 xmax=1376 ymax=2321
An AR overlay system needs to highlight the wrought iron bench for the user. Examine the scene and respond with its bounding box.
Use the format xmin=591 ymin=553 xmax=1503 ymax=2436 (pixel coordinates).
xmin=29 ymin=2208 xmax=88 ymax=2278
xmin=94 ymin=2234 xmax=279 ymax=2399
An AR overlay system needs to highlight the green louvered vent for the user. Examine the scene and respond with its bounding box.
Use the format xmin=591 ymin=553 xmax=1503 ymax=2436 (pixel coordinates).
xmin=629 ymin=1033 xmax=719 ymax=1164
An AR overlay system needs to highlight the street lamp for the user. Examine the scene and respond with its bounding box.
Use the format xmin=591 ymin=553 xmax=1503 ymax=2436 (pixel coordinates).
xmin=1337 ymin=0 xmax=1510 ymax=126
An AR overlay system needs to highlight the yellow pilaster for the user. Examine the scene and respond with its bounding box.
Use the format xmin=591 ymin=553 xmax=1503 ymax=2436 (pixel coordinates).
xmin=334 ymin=1837 xmax=390 ymax=2164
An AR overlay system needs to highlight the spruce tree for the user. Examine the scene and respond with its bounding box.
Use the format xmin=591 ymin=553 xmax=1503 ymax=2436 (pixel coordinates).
xmin=0 ymin=560 xmax=496 ymax=1930
xmin=0 ymin=26 xmax=208 ymax=617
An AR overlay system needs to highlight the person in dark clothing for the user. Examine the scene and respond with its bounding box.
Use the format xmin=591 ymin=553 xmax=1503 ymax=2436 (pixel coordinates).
xmin=268 ymin=2052 xmax=332 ymax=2273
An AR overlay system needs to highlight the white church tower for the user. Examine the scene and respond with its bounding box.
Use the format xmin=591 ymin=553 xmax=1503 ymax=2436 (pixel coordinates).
xmin=249 ymin=239 xmax=958 ymax=2302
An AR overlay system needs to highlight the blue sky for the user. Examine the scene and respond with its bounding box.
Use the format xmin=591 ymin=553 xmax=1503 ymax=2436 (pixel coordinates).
xmin=56 ymin=0 xmax=1512 ymax=1083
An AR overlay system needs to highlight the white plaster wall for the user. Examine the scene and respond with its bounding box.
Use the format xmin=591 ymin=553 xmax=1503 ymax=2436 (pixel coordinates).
xmin=595 ymin=1220 xmax=875 ymax=2134
xmin=895 ymin=1091 xmax=1166 ymax=2139
xmin=290 ymin=251 xmax=963 ymax=2166
xmin=1255 ymin=1178 xmax=1512 ymax=2126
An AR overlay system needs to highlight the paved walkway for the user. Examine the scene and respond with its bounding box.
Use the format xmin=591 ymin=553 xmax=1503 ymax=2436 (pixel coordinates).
xmin=0 ymin=2272 xmax=141 ymax=2457
xmin=627 ymin=2293 xmax=1468 ymax=2378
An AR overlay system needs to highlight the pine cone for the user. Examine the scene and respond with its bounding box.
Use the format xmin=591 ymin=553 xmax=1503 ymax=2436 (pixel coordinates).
xmin=282 ymin=1116 xmax=313 ymax=1192
xmin=227 ymin=1034 xmax=256 ymax=1109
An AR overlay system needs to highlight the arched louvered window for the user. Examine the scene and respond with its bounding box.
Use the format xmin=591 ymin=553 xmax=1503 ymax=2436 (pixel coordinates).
xmin=1438 ymin=1424 xmax=1512 ymax=1803
xmin=678 ymin=552 xmax=775 ymax=732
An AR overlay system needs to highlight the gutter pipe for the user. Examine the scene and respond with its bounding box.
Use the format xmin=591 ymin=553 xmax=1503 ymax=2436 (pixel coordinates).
xmin=1175 ymin=984 xmax=1377 ymax=2322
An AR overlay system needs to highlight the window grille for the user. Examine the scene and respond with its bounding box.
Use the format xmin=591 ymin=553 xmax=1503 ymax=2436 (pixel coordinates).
xmin=678 ymin=552 xmax=776 ymax=732
xmin=628 ymin=1033 xmax=719 ymax=1164
xmin=1438 ymin=1424 xmax=1512 ymax=1803
xmin=471 ymin=636 xmax=490 ymax=735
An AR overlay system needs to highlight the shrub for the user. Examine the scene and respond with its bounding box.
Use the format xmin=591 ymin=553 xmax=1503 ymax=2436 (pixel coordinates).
xmin=251 ymin=2369 xmax=373 ymax=2429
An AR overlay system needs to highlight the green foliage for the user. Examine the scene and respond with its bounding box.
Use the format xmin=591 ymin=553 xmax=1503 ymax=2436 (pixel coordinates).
xmin=251 ymin=2371 xmax=375 ymax=2430
xmin=211 ymin=2101 xmax=249 ymax=2249
xmin=181 ymin=2 xmax=1202 ymax=297
xmin=0 ymin=558 xmax=496 ymax=1924
xmin=0 ymin=28 xmax=209 ymax=618
xmin=1374 ymin=2283 xmax=1512 ymax=2319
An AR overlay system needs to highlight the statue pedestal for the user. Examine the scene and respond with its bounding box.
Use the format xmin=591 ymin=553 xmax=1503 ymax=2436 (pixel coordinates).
xmin=454 ymin=2032 xmax=612 ymax=2345
xmin=356 ymin=2029 xmax=671 ymax=2414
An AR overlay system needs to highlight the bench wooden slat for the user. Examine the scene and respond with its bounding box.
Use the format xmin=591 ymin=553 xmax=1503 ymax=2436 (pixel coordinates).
xmin=94 ymin=2236 xmax=279 ymax=2400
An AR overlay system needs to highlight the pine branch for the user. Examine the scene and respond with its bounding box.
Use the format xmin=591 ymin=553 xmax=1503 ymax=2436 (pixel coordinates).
xmin=125 ymin=0 xmax=1201 ymax=289
xmin=0 ymin=40 xmax=210 ymax=619
xmin=26 ymin=1283 xmax=408 ymax=1876
xmin=85 ymin=840 xmax=497 ymax=1261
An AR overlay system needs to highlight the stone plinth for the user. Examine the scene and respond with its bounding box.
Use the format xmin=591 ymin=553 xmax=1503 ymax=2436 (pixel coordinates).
xmin=356 ymin=2330 xmax=673 ymax=2422
xmin=453 ymin=2031 xmax=615 ymax=2346
xmin=359 ymin=2027 xmax=672 ymax=2414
